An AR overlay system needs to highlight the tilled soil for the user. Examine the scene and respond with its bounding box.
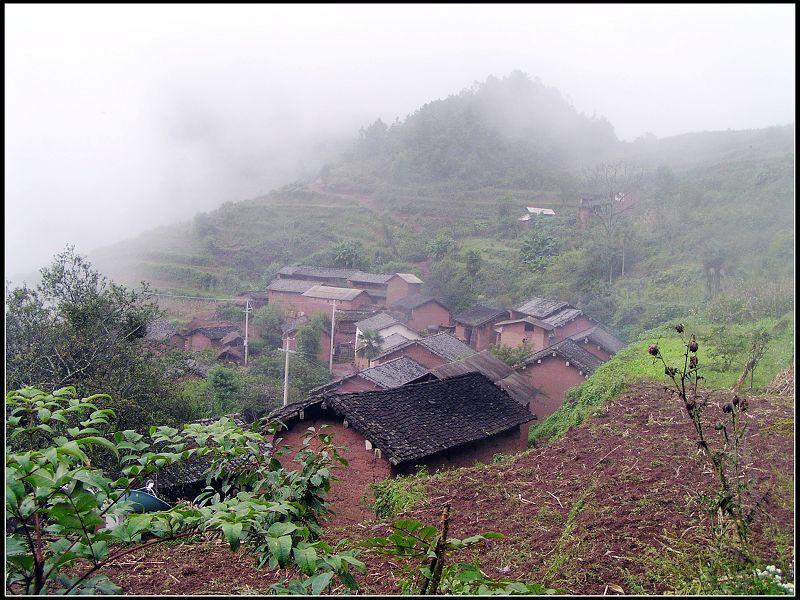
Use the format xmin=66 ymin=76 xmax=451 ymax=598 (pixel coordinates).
xmin=98 ymin=384 xmax=794 ymax=595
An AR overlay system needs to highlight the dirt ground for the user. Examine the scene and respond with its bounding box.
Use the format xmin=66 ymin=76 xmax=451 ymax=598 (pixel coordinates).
xmin=97 ymin=383 xmax=794 ymax=594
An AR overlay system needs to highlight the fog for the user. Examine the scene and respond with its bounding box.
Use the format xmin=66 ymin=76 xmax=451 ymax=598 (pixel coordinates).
xmin=5 ymin=4 xmax=794 ymax=278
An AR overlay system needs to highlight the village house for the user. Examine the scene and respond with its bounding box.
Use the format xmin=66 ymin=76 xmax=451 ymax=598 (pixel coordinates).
xmin=266 ymin=278 xmax=318 ymax=315
xmin=370 ymin=332 xmax=475 ymax=369
xmin=428 ymin=350 xmax=537 ymax=410
xmin=182 ymin=320 xmax=243 ymax=352
xmin=385 ymin=273 xmax=424 ymax=306
xmin=353 ymin=311 xmax=420 ymax=369
xmin=309 ymin=356 xmax=432 ymax=395
xmin=494 ymin=297 xmax=597 ymax=351
xmin=517 ymin=338 xmax=604 ymax=419
xmin=268 ymin=372 xmax=534 ymax=520
xmin=568 ymin=323 xmax=625 ymax=361
xmin=453 ymin=304 xmax=508 ymax=351
xmin=144 ymin=319 xmax=185 ymax=351
xmin=389 ymin=293 xmax=451 ymax=333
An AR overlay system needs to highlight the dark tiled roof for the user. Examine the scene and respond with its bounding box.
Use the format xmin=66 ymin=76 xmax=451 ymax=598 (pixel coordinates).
xmin=267 ymin=278 xmax=318 ymax=293
xmin=277 ymin=266 xmax=355 ymax=280
xmin=355 ymin=312 xmax=401 ymax=332
xmin=570 ymin=325 xmax=625 ymax=354
xmin=453 ymin=304 xmax=507 ymax=327
xmin=358 ymin=357 xmax=430 ymax=388
xmin=349 ymin=271 xmax=394 ymax=285
xmin=429 ymin=350 xmax=536 ymax=408
xmin=324 ymin=373 xmax=533 ymax=465
xmin=418 ymin=333 xmax=476 ymax=361
xmin=220 ymin=330 xmax=243 ymax=345
xmin=494 ymin=316 xmax=555 ymax=331
xmin=380 ymin=333 xmax=414 ymax=353
xmin=374 ymin=333 xmax=475 ymax=362
xmin=514 ymin=297 xmax=569 ymax=319
xmin=541 ymin=307 xmax=583 ymax=328
xmin=524 ymin=339 xmax=604 ymax=374
xmin=146 ymin=319 xmax=178 ymax=341
xmin=391 ymin=293 xmax=447 ymax=311
xmin=184 ymin=321 xmax=241 ymax=340
xmin=302 ymin=285 xmax=367 ymax=301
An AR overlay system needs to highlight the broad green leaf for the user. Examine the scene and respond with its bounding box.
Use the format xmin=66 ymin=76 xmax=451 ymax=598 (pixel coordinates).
xmin=221 ymin=522 xmax=243 ymax=551
xmin=293 ymin=545 xmax=318 ymax=575
xmin=267 ymin=521 xmax=297 ymax=538
xmin=309 ymin=571 xmax=333 ymax=595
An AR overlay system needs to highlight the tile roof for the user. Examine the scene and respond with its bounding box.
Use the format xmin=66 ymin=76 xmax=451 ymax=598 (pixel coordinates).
xmin=357 ymin=357 xmax=431 ymax=388
xmin=326 ymin=373 xmax=533 ymax=465
xmin=541 ymin=307 xmax=583 ymax=328
xmin=145 ymin=319 xmax=178 ymax=341
xmin=453 ymin=304 xmax=507 ymax=327
xmin=417 ymin=333 xmax=476 ymax=361
xmin=569 ymin=324 xmax=625 ymax=354
xmin=277 ymin=265 xmax=355 ymax=279
xmin=355 ymin=312 xmax=401 ymax=332
xmin=380 ymin=333 xmax=414 ymax=354
xmin=302 ymin=285 xmax=367 ymax=301
xmin=185 ymin=321 xmax=241 ymax=340
xmin=267 ymin=278 xmax=318 ymax=293
xmin=494 ymin=316 xmax=556 ymax=331
xmin=349 ymin=271 xmax=394 ymax=285
xmin=392 ymin=293 xmax=447 ymax=311
xmin=523 ymin=338 xmax=604 ymax=374
xmin=429 ymin=350 xmax=537 ymax=408
xmin=392 ymin=273 xmax=424 ymax=284
xmin=514 ymin=297 xmax=570 ymax=319
xmin=526 ymin=207 xmax=556 ymax=215
xmin=220 ymin=330 xmax=243 ymax=345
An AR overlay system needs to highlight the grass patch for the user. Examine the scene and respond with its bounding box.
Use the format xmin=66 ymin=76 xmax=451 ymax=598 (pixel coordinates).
xmin=529 ymin=313 xmax=794 ymax=446
xmin=370 ymin=468 xmax=429 ymax=518
xmin=543 ymin=482 xmax=595 ymax=580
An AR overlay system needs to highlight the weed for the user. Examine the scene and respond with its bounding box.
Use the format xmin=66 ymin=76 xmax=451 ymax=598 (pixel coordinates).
xmin=370 ymin=467 xmax=428 ymax=518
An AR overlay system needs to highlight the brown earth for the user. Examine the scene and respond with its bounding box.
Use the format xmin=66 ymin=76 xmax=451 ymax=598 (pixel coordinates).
xmin=96 ymin=383 xmax=794 ymax=594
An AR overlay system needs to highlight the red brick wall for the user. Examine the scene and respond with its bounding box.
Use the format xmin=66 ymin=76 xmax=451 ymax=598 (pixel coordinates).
xmin=407 ymin=302 xmax=451 ymax=332
xmin=519 ymin=356 xmax=588 ymax=419
xmin=386 ymin=277 xmax=422 ymax=306
xmin=473 ymin=322 xmax=499 ymax=351
xmin=268 ymin=290 xmax=306 ymax=315
xmin=551 ymin=316 xmax=596 ymax=341
xmin=275 ymin=418 xmax=392 ymax=524
xmin=335 ymin=377 xmax=382 ymax=394
xmin=498 ymin=322 xmax=549 ymax=350
xmin=185 ymin=331 xmax=214 ymax=351
xmin=371 ymin=344 xmax=447 ymax=369
xmin=393 ymin=427 xmax=525 ymax=475
xmin=454 ymin=323 xmax=469 ymax=342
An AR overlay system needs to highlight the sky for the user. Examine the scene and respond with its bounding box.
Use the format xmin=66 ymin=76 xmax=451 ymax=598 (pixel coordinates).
xmin=5 ymin=4 xmax=795 ymax=278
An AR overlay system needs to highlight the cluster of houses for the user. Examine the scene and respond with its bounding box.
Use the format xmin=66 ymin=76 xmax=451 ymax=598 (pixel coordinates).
xmin=145 ymin=317 xmax=247 ymax=365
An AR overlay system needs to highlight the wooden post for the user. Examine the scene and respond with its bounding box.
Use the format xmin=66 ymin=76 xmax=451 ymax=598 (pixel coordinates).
xmin=420 ymin=504 xmax=451 ymax=595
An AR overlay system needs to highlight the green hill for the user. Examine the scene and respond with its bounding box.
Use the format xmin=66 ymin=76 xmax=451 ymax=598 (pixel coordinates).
xmin=91 ymin=72 xmax=794 ymax=338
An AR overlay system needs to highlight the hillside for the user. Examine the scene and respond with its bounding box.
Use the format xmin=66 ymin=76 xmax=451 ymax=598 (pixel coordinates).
xmin=91 ymin=379 xmax=794 ymax=595
xmin=90 ymin=72 xmax=794 ymax=339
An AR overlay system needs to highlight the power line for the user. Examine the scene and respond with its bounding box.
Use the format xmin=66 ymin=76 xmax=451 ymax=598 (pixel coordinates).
xmin=145 ymin=292 xmax=249 ymax=303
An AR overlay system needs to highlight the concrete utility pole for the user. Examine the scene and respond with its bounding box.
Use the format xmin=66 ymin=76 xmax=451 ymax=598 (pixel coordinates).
xmin=243 ymin=299 xmax=252 ymax=366
xmin=328 ymin=299 xmax=336 ymax=374
xmin=279 ymin=337 xmax=296 ymax=407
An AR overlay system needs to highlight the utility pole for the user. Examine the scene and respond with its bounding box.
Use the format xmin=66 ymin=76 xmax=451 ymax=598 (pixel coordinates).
xmin=328 ymin=299 xmax=336 ymax=374
xmin=243 ymin=298 xmax=252 ymax=366
xmin=279 ymin=337 xmax=296 ymax=407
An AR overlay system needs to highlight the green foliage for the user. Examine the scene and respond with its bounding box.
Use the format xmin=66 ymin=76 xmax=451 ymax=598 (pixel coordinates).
xmin=370 ymin=468 xmax=428 ymax=518
xmin=356 ymin=516 xmax=564 ymax=595
xmin=489 ymin=343 xmax=533 ymax=368
xmin=518 ymin=222 xmax=560 ymax=271
xmin=5 ymin=387 xmax=356 ymax=595
xmin=295 ymin=326 xmax=321 ymax=362
xmin=5 ymin=247 xmax=190 ymax=431
xmin=206 ymin=366 xmax=243 ymax=415
xmin=356 ymin=329 xmax=384 ymax=361
xmin=329 ymin=240 xmax=370 ymax=270
xmin=251 ymin=305 xmax=286 ymax=351
xmin=427 ymin=232 xmax=459 ymax=260
xmin=250 ymin=350 xmax=331 ymax=404
xmin=529 ymin=314 xmax=794 ymax=446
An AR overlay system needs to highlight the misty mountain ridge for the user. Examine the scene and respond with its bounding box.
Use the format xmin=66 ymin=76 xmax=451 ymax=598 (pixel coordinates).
xmin=86 ymin=71 xmax=792 ymax=327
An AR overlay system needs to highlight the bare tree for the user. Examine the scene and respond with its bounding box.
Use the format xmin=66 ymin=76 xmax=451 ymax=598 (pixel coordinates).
xmin=582 ymin=161 xmax=645 ymax=283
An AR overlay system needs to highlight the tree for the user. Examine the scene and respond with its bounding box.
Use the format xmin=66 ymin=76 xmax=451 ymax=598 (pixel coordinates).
xmin=330 ymin=240 xmax=369 ymax=270
xmin=356 ymin=330 xmax=384 ymax=361
xmin=295 ymin=326 xmax=321 ymax=363
xmin=251 ymin=305 xmax=286 ymax=351
xmin=518 ymin=223 xmax=560 ymax=271
xmin=5 ymin=247 xmax=190 ymax=431
xmin=465 ymin=250 xmax=483 ymax=277
xmin=207 ymin=366 xmax=243 ymax=415
xmin=583 ymin=162 xmax=644 ymax=283
xmin=427 ymin=232 xmax=458 ymax=261
xmin=5 ymin=387 xmax=362 ymax=595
